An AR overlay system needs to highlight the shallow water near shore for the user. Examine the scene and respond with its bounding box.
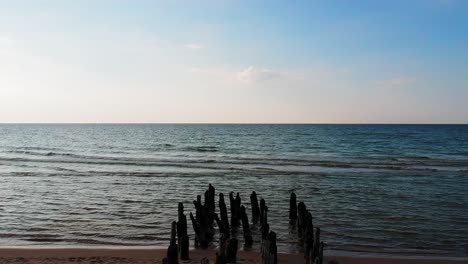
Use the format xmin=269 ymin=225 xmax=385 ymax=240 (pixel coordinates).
xmin=0 ymin=124 xmax=467 ymax=257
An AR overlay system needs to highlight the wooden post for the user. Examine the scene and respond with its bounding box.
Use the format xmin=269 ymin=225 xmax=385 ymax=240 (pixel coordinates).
xmin=250 ymin=191 xmax=260 ymax=224
xmin=167 ymin=221 xmax=178 ymax=264
xmin=218 ymin=193 xmax=230 ymax=235
xmin=313 ymin=227 xmax=321 ymax=263
xmin=180 ymin=235 xmax=189 ymax=260
xmin=240 ymin=205 xmax=253 ymax=247
xmin=229 ymin=192 xmax=240 ymax=229
xmin=216 ymin=234 xmax=227 ymax=264
xmin=214 ymin=213 xmax=227 ymax=237
xmin=304 ymin=212 xmax=314 ymax=264
xmin=261 ymin=231 xmax=277 ymax=264
xmin=259 ymin=198 xmax=266 ymax=225
xmin=205 ymin=184 xmax=216 ymax=225
xmin=226 ymin=238 xmax=238 ymax=263
xmin=190 ymin=212 xmax=201 ymax=247
xmin=289 ymin=193 xmax=297 ymax=224
xmin=297 ymin=202 xmax=307 ymax=236
xmin=177 ymin=203 xmax=189 ymax=260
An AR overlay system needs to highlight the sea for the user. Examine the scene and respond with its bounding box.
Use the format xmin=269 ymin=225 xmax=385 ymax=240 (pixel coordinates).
xmin=0 ymin=124 xmax=467 ymax=257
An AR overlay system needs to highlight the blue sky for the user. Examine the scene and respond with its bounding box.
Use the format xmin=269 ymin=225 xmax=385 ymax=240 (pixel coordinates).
xmin=0 ymin=0 xmax=467 ymax=123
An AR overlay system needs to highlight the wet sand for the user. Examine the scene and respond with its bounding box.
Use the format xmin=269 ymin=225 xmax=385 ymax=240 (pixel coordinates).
xmin=0 ymin=248 xmax=466 ymax=264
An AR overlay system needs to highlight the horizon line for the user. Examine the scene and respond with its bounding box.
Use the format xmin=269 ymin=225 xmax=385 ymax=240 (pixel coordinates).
xmin=1 ymin=122 xmax=467 ymax=125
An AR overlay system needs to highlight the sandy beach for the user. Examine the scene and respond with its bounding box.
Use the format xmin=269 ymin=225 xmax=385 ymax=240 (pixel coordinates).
xmin=0 ymin=248 xmax=465 ymax=264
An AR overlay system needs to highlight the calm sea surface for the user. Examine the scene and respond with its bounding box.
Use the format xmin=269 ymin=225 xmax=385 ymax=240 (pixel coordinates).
xmin=0 ymin=124 xmax=467 ymax=257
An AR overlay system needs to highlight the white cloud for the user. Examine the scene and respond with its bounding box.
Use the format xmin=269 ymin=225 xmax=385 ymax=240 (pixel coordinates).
xmin=236 ymin=66 xmax=280 ymax=83
xmin=184 ymin=43 xmax=203 ymax=51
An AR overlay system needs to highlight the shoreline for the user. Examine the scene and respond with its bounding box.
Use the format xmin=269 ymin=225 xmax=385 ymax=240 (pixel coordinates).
xmin=0 ymin=247 xmax=465 ymax=264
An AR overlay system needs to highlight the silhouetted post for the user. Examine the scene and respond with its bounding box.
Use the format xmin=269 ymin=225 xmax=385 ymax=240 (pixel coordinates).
xmin=190 ymin=212 xmax=201 ymax=247
xmin=260 ymin=222 xmax=270 ymax=255
xmin=167 ymin=221 xmax=178 ymax=264
xmin=304 ymin=212 xmax=314 ymax=263
xmin=297 ymin=202 xmax=307 ymax=236
xmin=226 ymin=238 xmax=238 ymax=263
xmin=193 ymin=193 xmax=213 ymax=247
xmin=205 ymin=184 xmax=216 ymax=225
xmin=216 ymin=234 xmax=227 ymax=264
xmin=214 ymin=213 xmax=227 ymax=237
xmin=318 ymin=242 xmax=324 ymax=264
xmin=259 ymin=198 xmax=266 ymax=224
xmin=218 ymin=193 xmax=230 ymax=235
xmin=229 ymin=192 xmax=240 ymax=229
xmin=289 ymin=193 xmax=297 ymax=224
xmin=250 ymin=191 xmax=260 ymax=224
xmin=240 ymin=205 xmax=253 ymax=247
xmin=313 ymin=228 xmax=321 ymax=263
xmin=261 ymin=231 xmax=277 ymax=264
xmin=201 ymin=257 xmax=210 ymax=264
xmin=177 ymin=203 xmax=189 ymax=260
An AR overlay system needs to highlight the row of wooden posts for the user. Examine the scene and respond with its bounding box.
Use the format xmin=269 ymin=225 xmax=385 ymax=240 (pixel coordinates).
xmin=163 ymin=184 xmax=324 ymax=264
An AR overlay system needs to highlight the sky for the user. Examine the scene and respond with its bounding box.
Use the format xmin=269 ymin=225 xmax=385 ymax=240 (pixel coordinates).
xmin=0 ymin=0 xmax=467 ymax=123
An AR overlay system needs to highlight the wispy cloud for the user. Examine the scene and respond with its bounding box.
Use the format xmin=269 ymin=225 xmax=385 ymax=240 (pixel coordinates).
xmin=184 ymin=43 xmax=203 ymax=51
xmin=236 ymin=66 xmax=280 ymax=83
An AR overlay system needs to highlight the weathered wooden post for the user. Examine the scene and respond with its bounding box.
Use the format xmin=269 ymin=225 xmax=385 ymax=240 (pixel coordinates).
xmin=166 ymin=221 xmax=178 ymax=264
xmin=304 ymin=212 xmax=314 ymax=264
xmin=177 ymin=203 xmax=189 ymax=260
xmin=229 ymin=192 xmax=240 ymax=229
xmin=214 ymin=213 xmax=226 ymax=236
xmin=259 ymin=198 xmax=266 ymax=224
xmin=190 ymin=212 xmax=201 ymax=247
xmin=226 ymin=238 xmax=238 ymax=263
xmin=313 ymin=227 xmax=321 ymax=263
xmin=250 ymin=191 xmax=260 ymax=224
xmin=240 ymin=205 xmax=253 ymax=247
xmin=289 ymin=193 xmax=297 ymax=224
xmin=297 ymin=202 xmax=307 ymax=236
xmin=192 ymin=193 xmax=214 ymax=247
xmin=218 ymin=193 xmax=230 ymax=235
xmin=215 ymin=234 xmax=227 ymax=264
xmin=263 ymin=231 xmax=278 ymax=264
xmin=205 ymin=184 xmax=216 ymax=225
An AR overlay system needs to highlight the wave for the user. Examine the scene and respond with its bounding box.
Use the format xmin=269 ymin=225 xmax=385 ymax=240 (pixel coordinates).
xmin=180 ymin=146 xmax=219 ymax=152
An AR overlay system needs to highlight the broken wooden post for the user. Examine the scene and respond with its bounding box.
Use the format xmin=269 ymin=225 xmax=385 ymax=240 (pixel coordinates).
xmin=261 ymin=231 xmax=277 ymax=264
xmin=229 ymin=192 xmax=240 ymax=229
xmin=214 ymin=213 xmax=227 ymax=237
xmin=166 ymin=221 xmax=178 ymax=264
xmin=313 ymin=228 xmax=321 ymax=263
xmin=259 ymin=198 xmax=266 ymax=225
xmin=240 ymin=205 xmax=253 ymax=247
xmin=289 ymin=193 xmax=298 ymax=224
xmin=226 ymin=238 xmax=238 ymax=263
xmin=205 ymin=184 xmax=216 ymax=225
xmin=190 ymin=212 xmax=201 ymax=247
xmin=177 ymin=203 xmax=189 ymax=260
xmin=250 ymin=191 xmax=260 ymax=224
xmin=304 ymin=212 xmax=314 ymax=264
xmin=218 ymin=193 xmax=230 ymax=235
xmin=215 ymin=234 xmax=227 ymax=264
xmin=260 ymin=221 xmax=270 ymax=255
xmin=192 ymin=193 xmax=214 ymax=247
xmin=297 ymin=202 xmax=307 ymax=236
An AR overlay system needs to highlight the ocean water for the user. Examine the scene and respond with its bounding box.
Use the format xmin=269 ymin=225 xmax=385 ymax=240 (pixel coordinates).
xmin=0 ymin=124 xmax=467 ymax=257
